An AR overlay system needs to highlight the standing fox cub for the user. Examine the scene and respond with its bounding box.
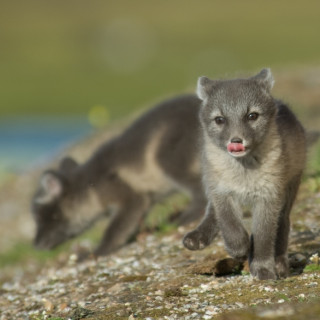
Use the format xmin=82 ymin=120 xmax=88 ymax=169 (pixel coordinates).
xmin=32 ymin=95 xmax=206 ymax=257
xmin=183 ymin=69 xmax=306 ymax=280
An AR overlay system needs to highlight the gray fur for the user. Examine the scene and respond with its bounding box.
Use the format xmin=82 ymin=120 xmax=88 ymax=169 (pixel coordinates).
xmin=32 ymin=95 xmax=206 ymax=256
xmin=183 ymin=69 xmax=306 ymax=280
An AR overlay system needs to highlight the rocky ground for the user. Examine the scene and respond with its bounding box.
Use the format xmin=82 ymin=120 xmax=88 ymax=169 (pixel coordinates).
xmin=0 ymin=67 xmax=320 ymax=319
xmin=1 ymin=199 xmax=320 ymax=320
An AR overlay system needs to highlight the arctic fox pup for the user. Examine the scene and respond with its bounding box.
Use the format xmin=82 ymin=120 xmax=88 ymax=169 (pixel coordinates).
xmin=183 ymin=69 xmax=306 ymax=280
xmin=32 ymin=95 xmax=206 ymax=257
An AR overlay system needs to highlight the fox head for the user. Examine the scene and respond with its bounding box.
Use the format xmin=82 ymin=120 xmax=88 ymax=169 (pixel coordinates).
xmin=197 ymin=69 xmax=277 ymax=158
xmin=31 ymin=157 xmax=103 ymax=250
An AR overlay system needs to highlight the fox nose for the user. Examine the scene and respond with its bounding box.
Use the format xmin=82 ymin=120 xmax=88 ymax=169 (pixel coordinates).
xmin=231 ymin=137 xmax=243 ymax=144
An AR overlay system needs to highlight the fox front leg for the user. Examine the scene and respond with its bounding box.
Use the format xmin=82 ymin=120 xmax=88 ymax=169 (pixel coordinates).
xmin=183 ymin=202 xmax=219 ymax=250
xmin=94 ymin=179 xmax=150 ymax=257
xmin=249 ymin=198 xmax=282 ymax=280
xmin=212 ymin=195 xmax=250 ymax=262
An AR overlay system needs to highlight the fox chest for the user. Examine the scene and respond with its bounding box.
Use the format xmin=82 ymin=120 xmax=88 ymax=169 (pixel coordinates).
xmin=205 ymin=141 xmax=283 ymax=200
xmin=207 ymin=160 xmax=282 ymax=203
xmin=224 ymin=169 xmax=275 ymax=193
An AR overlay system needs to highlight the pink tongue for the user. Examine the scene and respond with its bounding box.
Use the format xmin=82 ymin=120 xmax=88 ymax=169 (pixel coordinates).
xmin=227 ymin=143 xmax=245 ymax=152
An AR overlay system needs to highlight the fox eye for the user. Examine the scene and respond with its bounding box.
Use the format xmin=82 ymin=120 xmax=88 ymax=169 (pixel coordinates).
xmin=214 ymin=116 xmax=226 ymax=125
xmin=247 ymin=112 xmax=259 ymax=121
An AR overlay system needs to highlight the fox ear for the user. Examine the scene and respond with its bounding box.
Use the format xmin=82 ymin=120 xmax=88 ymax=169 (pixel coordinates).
xmin=196 ymin=76 xmax=212 ymax=101
xmin=59 ymin=157 xmax=78 ymax=175
xmin=34 ymin=172 xmax=63 ymax=204
xmin=253 ymin=68 xmax=274 ymax=92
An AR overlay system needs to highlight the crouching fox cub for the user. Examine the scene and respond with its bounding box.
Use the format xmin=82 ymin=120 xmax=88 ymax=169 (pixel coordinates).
xmin=183 ymin=69 xmax=306 ymax=280
xmin=32 ymin=95 xmax=206 ymax=256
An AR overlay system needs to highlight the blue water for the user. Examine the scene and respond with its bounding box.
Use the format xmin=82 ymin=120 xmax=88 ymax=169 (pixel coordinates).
xmin=0 ymin=115 xmax=93 ymax=174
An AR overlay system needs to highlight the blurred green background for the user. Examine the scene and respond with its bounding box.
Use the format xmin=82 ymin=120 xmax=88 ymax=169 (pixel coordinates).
xmin=1 ymin=0 xmax=320 ymax=117
xmin=0 ymin=0 xmax=320 ymax=179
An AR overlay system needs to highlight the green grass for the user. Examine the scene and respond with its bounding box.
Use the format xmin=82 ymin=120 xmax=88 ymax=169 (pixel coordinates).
xmin=304 ymin=264 xmax=320 ymax=273
xmin=305 ymin=141 xmax=320 ymax=191
xmin=1 ymin=0 xmax=320 ymax=118
xmin=0 ymin=242 xmax=57 ymax=269
xmin=310 ymin=142 xmax=320 ymax=175
xmin=0 ymin=221 xmax=107 ymax=270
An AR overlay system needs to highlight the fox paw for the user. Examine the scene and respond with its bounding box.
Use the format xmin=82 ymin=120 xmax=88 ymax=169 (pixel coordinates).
xmin=252 ymin=267 xmax=277 ymax=280
xmin=250 ymin=259 xmax=277 ymax=280
xmin=183 ymin=230 xmax=212 ymax=250
xmin=275 ymin=255 xmax=289 ymax=278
